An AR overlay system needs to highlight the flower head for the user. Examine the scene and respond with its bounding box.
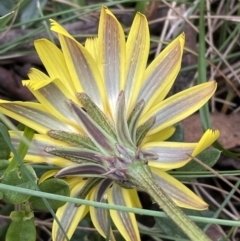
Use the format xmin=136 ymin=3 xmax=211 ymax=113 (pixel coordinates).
xmin=0 ymin=7 xmax=219 ymax=241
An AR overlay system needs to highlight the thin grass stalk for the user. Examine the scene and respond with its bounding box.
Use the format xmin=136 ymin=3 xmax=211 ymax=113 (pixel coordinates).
xmin=198 ymin=0 xmax=212 ymax=130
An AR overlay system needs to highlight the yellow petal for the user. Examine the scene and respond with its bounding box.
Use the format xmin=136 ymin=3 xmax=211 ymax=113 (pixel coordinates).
xmin=151 ymin=168 xmax=208 ymax=210
xmin=126 ymin=188 xmax=142 ymax=209
xmin=50 ymin=20 xmax=105 ymax=111
xmin=141 ymin=126 xmax=176 ymax=145
xmin=141 ymin=81 xmax=217 ymax=135
xmin=143 ymin=129 xmax=219 ymax=170
xmin=85 ymin=37 xmax=98 ymax=61
xmin=98 ymin=7 xmax=126 ymax=120
xmin=39 ymin=170 xmax=58 ymax=183
xmin=89 ymin=184 xmax=116 ymax=241
xmin=23 ymin=78 xmax=83 ymax=132
xmin=139 ymin=33 xmax=185 ymax=116
xmin=145 ymin=142 xmax=196 ymax=170
xmin=192 ymin=129 xmax=220 ymax=156
xmin=107 ymin=184 xmax=140 ymax=241
xmin=10 ymin=131 xmax=74 ymax=167
xmin=52 ymin=178 xmax=89 ymax=241
xmin=0 ymin=101 xmax=75 ymax=134
xmin=34 ymin=39 xmax=75 ymax=94
xmin=23 ymin=154 xmax=73 ymax=167
xmin=28 ymin=68 xmax=49 ymax=80
xmin=125 ymin=13 xmax=150 ymax=115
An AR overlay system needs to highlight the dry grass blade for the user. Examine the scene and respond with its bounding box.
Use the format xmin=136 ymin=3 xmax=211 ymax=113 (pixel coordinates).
xmin=189 ymin=154 xmax=240 ymax=195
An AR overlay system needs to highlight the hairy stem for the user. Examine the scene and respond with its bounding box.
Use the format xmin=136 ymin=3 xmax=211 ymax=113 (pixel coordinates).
xmin=127 ymin=162 xmax=212 ymax=241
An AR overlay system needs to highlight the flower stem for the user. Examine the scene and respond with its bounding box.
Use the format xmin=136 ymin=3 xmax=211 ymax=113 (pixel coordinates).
xmin=127 ymin=162 xmax=212 ymax=241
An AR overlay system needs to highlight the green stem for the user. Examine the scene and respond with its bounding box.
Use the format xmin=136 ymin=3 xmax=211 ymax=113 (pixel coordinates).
xmin=127 ymin=162 xmax=212 ymax=241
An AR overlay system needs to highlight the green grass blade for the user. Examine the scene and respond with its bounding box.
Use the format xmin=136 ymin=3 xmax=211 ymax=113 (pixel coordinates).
xmin=0 ymin=183 xmax=239 ymax=227
xmin=198 ymin=0 xmax=212 ymax=130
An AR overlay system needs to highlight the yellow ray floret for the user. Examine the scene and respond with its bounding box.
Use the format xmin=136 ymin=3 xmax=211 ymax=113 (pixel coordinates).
xmin=124 ymin=13 xmax=150 ymax=114
xmin=107 ymin=184 xmax=141 ymax=241
xmin=151 ymin=168 xmax=208 ymax=210
xmin=98 ymin=6 xmax=126 ymax=121
xmin=50 ymin=19 xmax=105 ymax=112
xmin=34 ymin=39 xmax=75 ymax=94
xmin=142 ymin=81 xmax=217 ymax=135
xmin=144 ymin=129 xmax=219 ymax=170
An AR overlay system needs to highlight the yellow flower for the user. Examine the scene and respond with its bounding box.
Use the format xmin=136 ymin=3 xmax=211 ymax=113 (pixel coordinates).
xmin=0 ymin=7 xmax=219 ymax=241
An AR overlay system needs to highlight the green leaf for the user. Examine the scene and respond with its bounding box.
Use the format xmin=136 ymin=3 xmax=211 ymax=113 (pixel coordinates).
xmin=166 ymin=123 xmax=184 ymax=142
xmin=0 ymin=160 xmax=10 ymax=177
xmin=176 ymin=148 xmax=221 ymax=181
xmin=19 ymin=0 xmax=47 ymax=25
xmin=0 ymin=0 xmax=14 ymax=16
xmin=0 ymin=123 xmax=10 ymax=160
xmin=154 ymin=209 xmax=214 ymax=238
xmin=155 ymin=215 xmax=187 ymax=238
xmin=29 ymin=178 xmax=70 ymax=210
xmin=2 ymin=165 xmax=37 ymax=204
xmin=10 ymin=211 xmax=25 ymax=222
xmin=178 ymin=148 xmax=221 ymax=172
xmin=6 ymin=211 xmax=36 ymax=241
